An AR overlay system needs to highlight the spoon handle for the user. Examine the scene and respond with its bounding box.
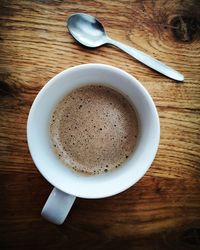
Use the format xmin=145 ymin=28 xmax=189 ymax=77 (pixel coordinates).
xmin=106 ymin=38 xmax=184 ymax=81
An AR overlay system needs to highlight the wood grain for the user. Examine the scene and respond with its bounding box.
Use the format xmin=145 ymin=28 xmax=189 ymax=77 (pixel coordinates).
xmin=0 ymin=0 xmax=200 ymax=249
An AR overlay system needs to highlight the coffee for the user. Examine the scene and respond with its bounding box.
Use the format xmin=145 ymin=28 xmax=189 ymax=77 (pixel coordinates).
xmin=50 ymin=85 xmax=138 ymax=175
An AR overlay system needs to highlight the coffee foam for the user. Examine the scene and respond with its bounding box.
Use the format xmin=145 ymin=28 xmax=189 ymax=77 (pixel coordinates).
xmin=50 ymin=85 xmax=138 ymax=175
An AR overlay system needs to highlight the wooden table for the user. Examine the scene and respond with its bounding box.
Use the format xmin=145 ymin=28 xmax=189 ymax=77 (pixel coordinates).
xmin=0 ymin=0 xmax=200 ymax=249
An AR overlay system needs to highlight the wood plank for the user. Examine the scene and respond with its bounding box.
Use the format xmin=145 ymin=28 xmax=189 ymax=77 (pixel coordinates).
xmin=0 ymin=173 xmax=200 ymax=249
xmin=0 ymin=0 xmax=199 ymax=84
xmin=0 ymin=91 xmax=199 ymax=178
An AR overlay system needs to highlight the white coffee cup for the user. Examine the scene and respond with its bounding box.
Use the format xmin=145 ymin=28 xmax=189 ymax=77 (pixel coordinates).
xmin=27 ymin=64 xmax=160 ymax=225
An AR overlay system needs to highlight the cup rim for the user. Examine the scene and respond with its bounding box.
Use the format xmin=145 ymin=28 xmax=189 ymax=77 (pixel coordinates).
xmin=27 ymin=63 xmax=160 ymax=198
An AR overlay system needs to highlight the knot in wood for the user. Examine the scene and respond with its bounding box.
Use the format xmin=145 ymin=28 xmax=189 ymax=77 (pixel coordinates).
xmin=170 ymin=16 xmax=199 ymax=42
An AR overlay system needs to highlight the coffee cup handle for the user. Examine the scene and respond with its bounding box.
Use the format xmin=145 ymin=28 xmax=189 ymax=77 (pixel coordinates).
xmin=41 ymin=187 xmax=76 ymax=225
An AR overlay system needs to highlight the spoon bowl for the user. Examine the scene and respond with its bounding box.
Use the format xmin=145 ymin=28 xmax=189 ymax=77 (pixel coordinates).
xmin=67 ymin=13 xmax=107 ymax=48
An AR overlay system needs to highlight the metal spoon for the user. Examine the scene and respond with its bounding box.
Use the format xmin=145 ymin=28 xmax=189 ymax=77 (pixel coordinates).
xmin=67 ymin=13 xmax=184 ymax=81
